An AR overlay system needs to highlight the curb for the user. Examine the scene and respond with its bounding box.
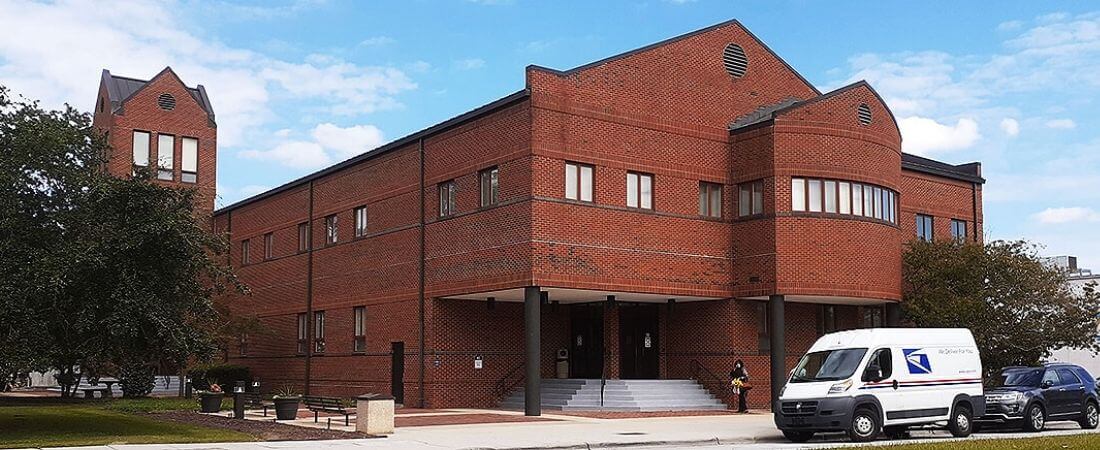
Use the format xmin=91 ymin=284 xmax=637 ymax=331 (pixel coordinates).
xmin=465 ymin=436 xmax=773 ymax=450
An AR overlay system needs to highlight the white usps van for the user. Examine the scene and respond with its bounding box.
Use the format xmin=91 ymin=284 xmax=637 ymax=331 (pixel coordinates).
xmin=774 ymin=328 xmax=984 ymax=442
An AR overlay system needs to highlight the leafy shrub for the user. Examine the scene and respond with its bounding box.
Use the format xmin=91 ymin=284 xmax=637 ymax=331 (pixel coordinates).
xmin=191 ymin=364 xmax=251 ymax=391
xmin=118 ymin=362 xmax=155 ymax=398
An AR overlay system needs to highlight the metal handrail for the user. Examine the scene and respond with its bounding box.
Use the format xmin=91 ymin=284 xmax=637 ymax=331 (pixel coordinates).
xmin=493 ymin=361 xmax=525 ymax=399
xmin=690 ymin=359 xmax=728 ymax=400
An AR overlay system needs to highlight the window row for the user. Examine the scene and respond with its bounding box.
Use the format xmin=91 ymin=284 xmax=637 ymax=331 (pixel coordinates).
xmin=240 ymin=208 xmax=367 ymax=264
xmin=791 ymin=178 xmax=898 ymax=225
xmin=132 ymin=131 xmax=198 ymax=183
xmin=292 ymin=307 xmax=368 ymax=355
xmin=916 ymin=215 xmax=968 ymax=242
xmin=438 ymin=167 xmax=499 ymax=217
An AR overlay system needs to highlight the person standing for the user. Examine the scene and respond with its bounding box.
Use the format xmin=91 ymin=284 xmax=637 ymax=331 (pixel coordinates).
xmin=730 ymin=359 xmax=750 ymax=413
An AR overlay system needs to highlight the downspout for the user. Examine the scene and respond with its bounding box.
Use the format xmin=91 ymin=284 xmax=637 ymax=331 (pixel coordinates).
xmin=418 ymin=138 xmax=427 ymax=408
xmin=305 ymin=180 xmax=315 ymax=395
xmin=971 ymin=182 xmax=978 ymax=242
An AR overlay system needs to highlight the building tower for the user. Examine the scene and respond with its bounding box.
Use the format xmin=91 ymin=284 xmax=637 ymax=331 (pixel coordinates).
xmin=92 ymin=67 xmax=217 ymax=217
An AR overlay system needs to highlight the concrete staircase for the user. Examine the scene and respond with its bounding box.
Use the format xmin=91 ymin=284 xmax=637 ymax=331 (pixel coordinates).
xmin=498 ymin=379 xmax=727 ymax=411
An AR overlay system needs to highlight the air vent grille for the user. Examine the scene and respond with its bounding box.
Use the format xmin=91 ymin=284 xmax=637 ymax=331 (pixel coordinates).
xmin=723 ymin=43 xmax=748 ymax=78
xmin=858 ymin=103 xmax=872 ymax=125
xmin=157 ymin=93 xmax=176 ymax=111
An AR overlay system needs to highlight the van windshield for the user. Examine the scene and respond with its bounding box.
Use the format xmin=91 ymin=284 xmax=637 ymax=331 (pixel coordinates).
xmin=790 ymin=348 xmax=868 ymax=383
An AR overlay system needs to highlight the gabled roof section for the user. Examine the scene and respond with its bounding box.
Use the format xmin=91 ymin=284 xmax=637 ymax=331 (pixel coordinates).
xmin=527 ymin=18 xmax=820 ymax=95
xmin=902 ymin=153 xmax=984 ymax=184
xmin=730 ymin=80 xmax=899 ymax=135
xmin=214 ymin=89 xmax=531 ymax=216
xmin=100 ymin=67 xmax=216 ymax=124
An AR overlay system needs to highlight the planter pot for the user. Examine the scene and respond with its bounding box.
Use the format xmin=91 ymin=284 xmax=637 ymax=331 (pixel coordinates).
xmin=273 ymin=397 xmax=300 ymax=420
xmin=199 ymin=393 xmax=224 ymax=413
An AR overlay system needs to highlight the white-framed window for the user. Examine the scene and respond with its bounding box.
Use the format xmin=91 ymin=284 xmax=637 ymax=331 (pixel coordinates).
xmin=353 ymin=306 xmax=366 ymax=353
xmin=699 ymin=182 xmax=722 ymax=218
xmin=951 ymin=219 xmax=967 ymax=241
xmin=808 ymin=179 xmax=823 ymax=212
xmin=479 ymin=167 xmax=499 ymax=207
xmin=241 ymin=239 xmax=250 ymax=265
xmin=181 ymin=137 xmax=198 ymax=183
xmin=132 ymin=131 xmax=150 ymax=167
xmin=157 ymin=134 xmax=174 ymax=180
xmin=626 ymin=172 xmax=653 ymax=209
xmin=916 ymin=214 xmax=934 ymax=241
xmin=852 ymin=184 xmax=863 ymax=216
xmin=839 ymin=182 xmax=851 ymax=214
xmin=325 ymin=215 xmax=338 ymax=245
xmin=297 ymin=313 xmax=308 ymax=354
xmin=313 ymin=311 xmax=326 ymax=353
xmin=791 ymin=178 xmax=806 ymax=211
xmin=824 ymin=180 xmax=837 ymax=213
xmin=565 ymin=162 xmax=594 ymax=202
xmin=263 ymin=232 xmax=273 ymax=260
xmin=298 ymin=222 xmax=310 ymax=252
xmin=354 ymin=206 xmax=368 ymax=238
xmin=738 ymin=180 xmax=764 ymax=217
xmin=438 ymin=180 xmax=457 ymax=217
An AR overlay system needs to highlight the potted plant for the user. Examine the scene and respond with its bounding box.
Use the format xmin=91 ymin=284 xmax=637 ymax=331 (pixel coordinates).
xmin=272 ymin=385 xmax=301 ymax=420
xmin=198 ymin=382 xmax=224 ymax=413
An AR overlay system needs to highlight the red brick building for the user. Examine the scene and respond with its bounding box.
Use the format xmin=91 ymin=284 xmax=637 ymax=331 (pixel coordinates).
xmin=210 ymin=20 xmax=984 ymax=414
xmin=93 ymin=67 xmax=218 ymax=216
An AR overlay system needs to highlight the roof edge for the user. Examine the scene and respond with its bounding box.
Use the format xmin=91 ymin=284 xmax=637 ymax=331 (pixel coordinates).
xmin=526 ymin=18 xmax=820 ymax=95
xmin=902 ymin=153 xmax=985 ymax=184
xmin=214 ymin=89 xmax=531 ymax=216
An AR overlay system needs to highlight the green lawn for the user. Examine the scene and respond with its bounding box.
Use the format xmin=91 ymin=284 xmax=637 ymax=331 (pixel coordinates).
xmin=0 ymin=400 xmax=253 ymax=449
xmin=861 ymin=433 xmax=1098 ymax=449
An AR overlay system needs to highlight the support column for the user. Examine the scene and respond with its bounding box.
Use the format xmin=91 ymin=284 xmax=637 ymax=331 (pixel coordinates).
xmin=524 ymin=286 xmax=541 ymax=416
xmin=885 ymin=303 xmax=902 ymax=327
xmin=768 ymin=295 xmax=785 ymax=410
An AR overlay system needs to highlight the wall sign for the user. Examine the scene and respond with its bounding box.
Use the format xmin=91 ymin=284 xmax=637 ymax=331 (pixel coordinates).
xmin=474 ymin=355 xmax=483 ymax=369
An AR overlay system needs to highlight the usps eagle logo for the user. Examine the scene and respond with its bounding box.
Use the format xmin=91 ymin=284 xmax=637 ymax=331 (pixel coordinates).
xmin=903 ymin=348 xmax=932 ymax=374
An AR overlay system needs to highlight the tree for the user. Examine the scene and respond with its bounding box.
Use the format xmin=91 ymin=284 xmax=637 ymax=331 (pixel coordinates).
xmin=0 ymin=85 xmax=243 ymax=397
xmin=903 ymin=239 xmax=1100 ymax=381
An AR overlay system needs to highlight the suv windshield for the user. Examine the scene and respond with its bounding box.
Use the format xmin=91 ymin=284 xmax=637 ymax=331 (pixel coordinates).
xmin=1000 ymin=369 xmax=1042 ymax=387
xmin=790 ymin=348 xmax=868 ymax=383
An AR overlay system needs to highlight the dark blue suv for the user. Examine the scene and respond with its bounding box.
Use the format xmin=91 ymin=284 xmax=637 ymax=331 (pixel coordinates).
xmin=977 ymin=363 xmax=1098 ymax=432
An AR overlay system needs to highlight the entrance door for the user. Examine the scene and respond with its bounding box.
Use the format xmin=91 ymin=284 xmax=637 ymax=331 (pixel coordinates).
xmin=390 ymin=341 xmax=404 ymax=404
xmin=619 ymin=304 xmax=660 ymax=379
xmin=569 ymin=305 xmax=604 ymax=378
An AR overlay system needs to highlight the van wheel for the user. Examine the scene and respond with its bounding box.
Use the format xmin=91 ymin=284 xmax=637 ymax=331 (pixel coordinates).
xmin=782 ymin=430 xmax=814 ymax=443
xmin=1023 ymin=403 xmax=1045 ymax=432
xmin=948 ymin=404 xmax=973 ymax=437
xmin=1079 ymin=401 xmax=1099 ymax=429
xmin=847 ymin=407 xmax=880 ymax=442
xmin=883 ymin=425 xmax=908 ymax=439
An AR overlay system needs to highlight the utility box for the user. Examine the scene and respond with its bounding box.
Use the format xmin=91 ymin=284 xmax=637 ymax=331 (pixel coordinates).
xmin=356 ymin=394 xmax=395 ymax=435
xmin=556 ymin=348 xmax=569 ymax=379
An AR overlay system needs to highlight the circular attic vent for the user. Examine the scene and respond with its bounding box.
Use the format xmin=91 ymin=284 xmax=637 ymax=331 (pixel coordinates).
xmin=157 ymin=93 xmax=176 ymax=111
xmin=857 ymin=103 xmax=872 ymax=125
xmin=722 ymin=43 xmax=748 ymax=78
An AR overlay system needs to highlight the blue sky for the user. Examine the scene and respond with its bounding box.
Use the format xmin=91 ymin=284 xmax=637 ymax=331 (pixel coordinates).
xmin=2 ymin=0 xmax=1099 ymax=269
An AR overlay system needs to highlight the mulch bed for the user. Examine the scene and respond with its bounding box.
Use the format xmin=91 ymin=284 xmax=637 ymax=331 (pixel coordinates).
xmin=396 ymin=413 xmax=558 ymax=427
xmin=550 ymin=410 xmax=743 ymax=419
xmin=153 ymin=411 xmax=375 ymax=440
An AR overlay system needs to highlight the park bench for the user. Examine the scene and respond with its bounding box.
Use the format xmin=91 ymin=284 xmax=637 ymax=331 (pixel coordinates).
xmin=241 ymin=391 xmax=273 ymax=416
xmin=79 ymin=386 xmax=111 ymax=399
xmin=302 ymin=395 xmax=354 ymax=426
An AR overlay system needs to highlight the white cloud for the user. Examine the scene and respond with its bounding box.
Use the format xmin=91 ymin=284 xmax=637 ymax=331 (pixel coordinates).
xmin=897 ymin=116 xmax=981 ymax=155
xmin=241 ymin=123 xmax=386 ymax=169
xmin=1045 ymin=118 xmax=1077 ymax=129
xmin=408 ymin=61 xmax=432 ymax=73
xmin=454 ymin=58 xmax=485 ymax=70
xmin=1032 ymin=207 xmax=1100 ymax=224
xmin=0 ymin=0 xmax=416 ymax=147
xmin=359 ymin=36 xmax=396 ymax=47
xmin=241 ymin=140 xmax=329 ymax=169
xmin=997 ymin=20 xmax=1024 ymax=32
xmin=310 ymin=123 xmax=385 ymax=158
xmin=999 ymin=118 xmax=1020 ymax=137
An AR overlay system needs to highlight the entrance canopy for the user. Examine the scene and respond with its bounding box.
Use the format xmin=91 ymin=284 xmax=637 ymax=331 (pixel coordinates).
xmin=442 ymin=287 xmax=724 ymax=304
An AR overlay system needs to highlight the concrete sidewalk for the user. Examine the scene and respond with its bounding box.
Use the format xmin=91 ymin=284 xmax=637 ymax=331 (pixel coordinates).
xmin=39 ymin=412 xmax=1100 ymax=450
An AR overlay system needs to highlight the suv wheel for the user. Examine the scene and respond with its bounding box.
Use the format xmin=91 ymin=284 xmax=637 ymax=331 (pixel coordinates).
xmin=847 ymin=407 xmax=880 ymax=442
xmin=1080 ymin=401 xmax=1099 ymax=429
xmin=1023 ymin=403 xmax=1045 ymax=432
xmin=782 ymin=430 xmax=814 ymax=443
xmin=948 ymin=404 xmax=973 ymax=437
